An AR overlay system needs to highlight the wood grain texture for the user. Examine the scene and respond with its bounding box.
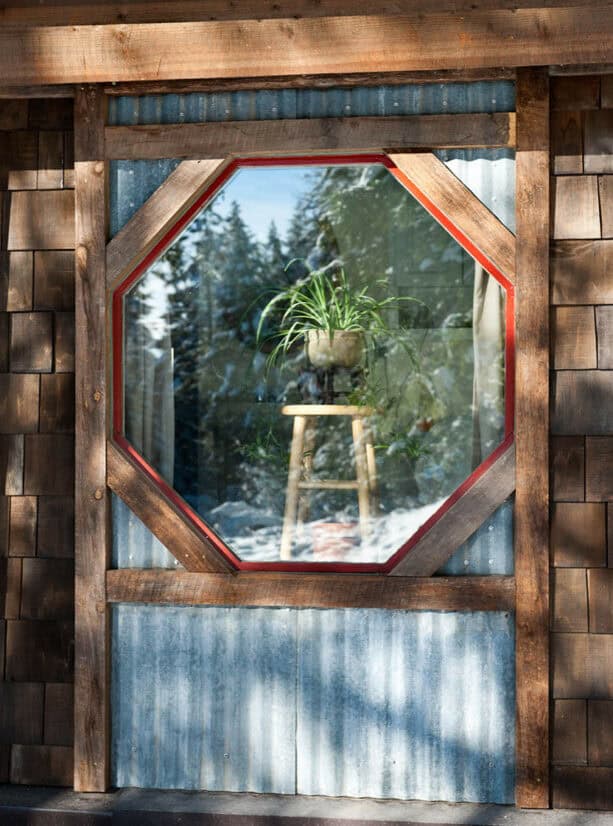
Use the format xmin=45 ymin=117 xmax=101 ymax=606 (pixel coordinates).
xmin=552 ymin=700 xmax=587 ymax=765
xmin=0 ymin=435 xmax=24 ymax=495
xmin=389 ymin=152 xmax=516 ymax=284
xmin=598 ymin=175 xmax=613 ymax=238
xmin=553 ymin=633 xmax=613 ymax=698
xmin=551 ymin=502 xmax=606 ymax=567
xmin=106 ymin=158 xmax=226 ymax=287
xmin=514 ymin=68 xmax=550 ymax=809
xmin=105 ymin=112 xmax=516 ymax=160
xmin=37 ymin=496 xmax=74 ymax=558
xmin=551 ymin=240 xmax=613 ymax=304
xmin=9 ymin=495 xmax=37 ymax=557
xmin=21 ymin=558 xmax=74 ymax=621
xmin=107 ymin=441 xmax=232 ymax=574
xmin=105 ymin=569 xmax=515 ymax=612
xmin=552 ymin=306 xmax=597 ymax=369
xmin=390 ymin=443 xmax=515 ymax=576
xmin=44 ymin=683 xmax=74 ymax=747
xmin=551 ymin=111 xmax=583 ymax=175
xmin=7 ymin=190 xmax=74 ymax=250
xmin=552 ymin=568 xmax=588 ymax=632
xmin=10 ymin=311 xmax=53 ymax=373
xmin=0 ymin=100 xmax=28 ymax=130
xmin=34 ymin=251 xmax=75 ymax=311
xmin=39 ymin=373 xmax=75 ymax=433
xmin=54 ymin=311 xmax=74 ymax=373
xmin=553 ymin=766 xmax=613 ymax=810
xmin=585 ymin=110 xmax=613 ymax=174
xmin=5 ymin=619 xmax=73 ymax=682
xmin=73 ymin=85 xmax=108 ymax=793
xmin=587 ymin=700 xmax=613 ymax=765
xmin=23 ymin=434 xmax=74 ymax=496
xmin=37 ymin=131 xmax=64 ymax=190
xmin=6 ymin=251 xmax=33 ymax=312
xmin=586 ymin=437 xmax=613 ymax=501
xmin=588 ymin=569 xmax=613 ymax=633
xmin=596 ymin=306 xmax=613 ymax=368
xmin=552 ymin=176 xmax=601 ymax=239
xmin=0 ymin=0 xmax=608 ymax=27
xmin=0 ymin=682 xmax=44 ymax=746
xmin=10 ymin=744 xmax=73 ymax=787
xmin=0 ymin=10 xmax=611 ymax=85
xmin=551 ymin=75 xmax=601 ymax=111
xmin=553 ymin=370 xmax=613 ymax=435
xmin=0 ymin=374 xmax=40 ymax=433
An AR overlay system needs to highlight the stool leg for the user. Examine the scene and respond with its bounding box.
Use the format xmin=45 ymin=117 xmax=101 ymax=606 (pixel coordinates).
xmin=281 ymin=415 xmax=306 ymax=560
xmin=297 ymin=417 xmax=317 ymax=528
xmin=364 ymin=420 xmax=379 ymax=512
xmin=352 ymin=416 xmax=371 ymax=540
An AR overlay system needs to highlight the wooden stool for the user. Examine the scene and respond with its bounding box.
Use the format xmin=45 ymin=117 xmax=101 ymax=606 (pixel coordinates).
xmin=279 ymin=404 xmax=378 ymax=559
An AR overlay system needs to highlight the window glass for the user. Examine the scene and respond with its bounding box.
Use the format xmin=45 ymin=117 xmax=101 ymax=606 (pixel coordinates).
xmin=121 ymin=161 xmax=507 ymax=564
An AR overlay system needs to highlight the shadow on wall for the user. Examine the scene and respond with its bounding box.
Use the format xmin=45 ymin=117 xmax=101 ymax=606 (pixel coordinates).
xmin=111 ymin=604 xmax=515 ymax=804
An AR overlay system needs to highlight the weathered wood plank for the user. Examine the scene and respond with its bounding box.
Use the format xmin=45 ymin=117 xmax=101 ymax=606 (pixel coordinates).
xmin=551 ymin=240 xmax=613 ymax=304
xmin=586 ymin=437 xmax=613 ymax=501
xmin=29 ymin=99 xmax=73 ymax=131
xmin=552 ymin=306 xmax=597 ymax=370
xmin=585 ymin=110 xmax=613 ymax=174
xmin=5 ymin=619 xmax=73 ymax=682
xmin=553 ymin=633 xmax=613 ymax=698
xmin=1 ymin=558 xmax=21 ymax=619
xmin=34 ymin=251 xmax=75 ymax=311
xmin=37 ymin=131 xmax=64 ymax=190
xmin=597 ymin=175 xmax=613 ymax=238
xmin=552 ymin=370 xmax=613 ymax=435
xmin=21 ymin=558 xmax=74 ymax=621
xmin=588 ymin=569 xmax=613 ymax=633
xmin=551 ymin=502 xmax=606 ymax=567
xmin=0 ymin=375 xmax=40 ymax=434
xmin=7 ymin=190 xmax=74 ymax=250
xmin=106 ymin=569 xmax=516 ymax=612
xmin=10 ymin=312 xmax=53 ymax=373
xmin=54 ymin=311 xmax=74 ymax=373
xmin=0 ymin=682 xmax=44 ymax=746
xmin=552 ymin=568 xmax=588 ymax=632
xmin=44 ymin=683 xmax=74 ymax=747
xmin=551 ymin=435 xmax=585 ymax=501
xmin=0 ymin=100 xmax=28 ymax=130
xmin=587 ymin=700 xmax=613 ymax=765
xmin=39 ymin=374 xmax=75 ymax=433
xmin=552 ymin=700 xmax=587 ymax=765
xmin=106 ymin=158 xmax=226 ymax=287
xmin=390 ymin=443 xmax=515 ymax=576
xmin=551 ymin=111 xmax=583 ymax=176
xmin=552 ymin=176 xmax=600 ymax=239
xmin=0 ymin=10 xmax=613 ymax=85
xmin=6 ymin=251 xmax=33 ymax=312
xmin=553 ymin=766 xmax=613 ymax=810
xmin=551 ymin=75 xmax=601 ymax=111
xmin=9 ymin=495 xmax=37 ymax=557
xmin=23 ymin=434 xmax=74 ymax=496
xmin=389 ymin=151 xmax=516 ymax=283
xmin=514 ymin=68 xmax=550 ymax=810
xmin=0 ymin=0 xmax=608 ymax=27
xmin=37 ymin=496 xmax=74 ymax=559
xmin=0 ymin=435 xmax=24 ymax=495
xmin=74 ymin=85 xmax=108 ymax=794
xmin=596 ymin=306 xmax=613 ymax=368
xmin=1 ymin=130 xmax=38 ymax=190
xmin=602 ymin=75 xmax=613 ymax=108
xmin=105 ymin=113 xmax=516 ymax=160
xmin=107 ymin=441 xmax=233 ymax=574
xmin=10 ymin=745 xmax=73 ymax=787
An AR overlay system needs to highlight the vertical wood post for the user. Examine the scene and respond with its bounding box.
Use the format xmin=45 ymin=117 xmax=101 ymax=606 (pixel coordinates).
xmin=515 ymin=68 xmax=550 ymax=809
xmin=74 ymin=85 xmax=109 ymax=792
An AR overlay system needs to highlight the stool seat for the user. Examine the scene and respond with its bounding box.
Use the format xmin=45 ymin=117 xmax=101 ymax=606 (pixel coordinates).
xmin=280 ymin=404 xmax=378 ymax=559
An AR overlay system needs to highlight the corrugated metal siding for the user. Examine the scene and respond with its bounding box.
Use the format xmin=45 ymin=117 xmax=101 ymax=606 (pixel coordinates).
xmin=112 ymin=605 xmax=515 ymax=802
xmin=112 ymin=493 xmax=182 ymax=569
xmin=108 ymin=81 xmax=515 ymax=236
xmin=438 ymin=497 xmax=513 ymax=576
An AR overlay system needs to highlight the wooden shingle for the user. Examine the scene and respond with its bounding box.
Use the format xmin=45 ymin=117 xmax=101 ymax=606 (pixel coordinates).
xmin=551 ymin=240 xmax=613 ymax=304
xmin=5 ymin=619 xmax=73 ymax=682
xmin=586 ymin=437 xmax=613 ymax=501
xmin=588 ymin=569 xmax=613 ymax=634
xmin=551 ymin=111 xmax=583 ymax=176
xmin=585 ymin=110 xmax=613 ymax=174
xmin=37 ymin=496 xmax=73 ymax=558
xmin=39 ymin=374 xmax=74 ymax=433
xmin=553 ymin=633 xmax=613 ymax=698
xmin=24 ymin=434 xmax=74 ymax=496
xmin=552 ymin=306 xmax=597 ymax=369
xmin=9 ymin=496 xmax=37 ymax=557
xmin=551 ymin=502 xmax=606 ymax=567
xmin=37 ymin=131 xmax=64 ymax=190
xmin=10 ymin=744 xmax=73 ymax=787
xmin=34 ymin=251 xmax=74 ymax=310
xmin=596 ymin=306 xmax=613 ymax=368
xmin=0 ymin=374 xmax=39 ymax=433
xmin=553 ymin=176 xmax=601 ymax=239
xmin=0 ymin=681 xmax=44 ymax=745
xmin=553 ymin=699 xmax=587 ymax=765
xmin=553 ymin=568 xmax=588 ymax=632
xmin=0 ymin=435 xmax=24 ymax=495
xmin=553 ymin=766 xmax=613 ymax=810
xmin=6 ymin=251 xmax=33 ymax=311
xmin=598 ymin=176 xmax=613 ymax=238
xmin=10 ymin=312 xmax=53 ymax=373
xmin=54 ymin=312 xmax=74 ymax=373
xmin=588 ymin=701 xmax=613 ymax=766
xmin=7 ymin=190 xmax=74 ymax=250
xmin=551 ymin=76 xmax=600 ymax=111
xmin=44 ymin=683 xmax=73 ymax=747
xmin=551 ymin=436 xmax=585 ymax=502
xmin=21 ymin=558 xmax=74 ymax=621
xmin=552 ymin=371 xmax=613 ymax=435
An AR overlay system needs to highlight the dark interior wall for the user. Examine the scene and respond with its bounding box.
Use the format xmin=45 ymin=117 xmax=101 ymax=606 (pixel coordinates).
xmin=550 ymin=75 xmax=613 ymax=810
xmin=0 ymin=98 xmax=75 ymax=786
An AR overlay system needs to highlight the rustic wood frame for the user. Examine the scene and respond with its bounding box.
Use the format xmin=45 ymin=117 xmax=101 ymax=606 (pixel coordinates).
xmin=70 ymin=85 xmax=553 ymax=802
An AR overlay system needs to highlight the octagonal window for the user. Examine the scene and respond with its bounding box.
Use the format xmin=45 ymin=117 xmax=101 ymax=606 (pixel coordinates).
xmin=113 ymin=156 xmax=512 ymax=570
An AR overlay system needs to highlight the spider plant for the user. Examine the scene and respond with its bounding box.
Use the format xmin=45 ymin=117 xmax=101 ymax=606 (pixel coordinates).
xmin=256 ymin=263 xmax=420 ymax=367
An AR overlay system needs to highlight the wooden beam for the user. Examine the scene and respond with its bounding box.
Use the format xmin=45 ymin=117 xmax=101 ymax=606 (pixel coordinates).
xmin=0 ymin=0 xmax=606 ymax=27
xmin=107 ymin=441 xmax=234 ymax=574
xmin=104 ymin=113 xmax=516 ymax=160
xmin=106 ymin=159 xmax=227 ymax=287
xmin=389 ymin=152 xmax=516 ymax=284
xmin=104 ymin=69 xmax=516 ymax=97
xmin=390 ymin=442 xmax=515 ymax=577
xmin=514 ymin=67 xmax=550 ymax=810
xmin=0 ymin=85 xmax=74 ymax=98
xmin=74 ymin=84 xmax=109 ymax=793
xmin=1 ymin=9 xmax=613 ymax=85
xmin=106 ymin=569 xmax=516 ymax=612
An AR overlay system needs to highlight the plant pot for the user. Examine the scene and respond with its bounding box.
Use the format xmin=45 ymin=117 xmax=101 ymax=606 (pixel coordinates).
xmin=311 ymin=521 xmax=359 ymax=561
xmin=306 ymin=330 xmax=364 ymax=369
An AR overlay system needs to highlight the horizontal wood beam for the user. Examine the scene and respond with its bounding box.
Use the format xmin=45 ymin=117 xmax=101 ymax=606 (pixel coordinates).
xmin=107 ymin=441 xmax=234 ymax=574
xmin=0 ymin=0 xmax=606 ymax=27
xmin=103 ymin=69 xmax=516 ymax=97
xmin=390 ymin=151 xmax=516 ymax=283
xmin=2 ymin=8 xmax=613 ymax=85
xmin=106 ymin=158 xmax=227 ymax=287
xmin=390 ymin=442 xmax=515 ymax=576
xmin=106 ymin=569 xmax=516 ymax=611
xmin=105 ymin=113 xmax=516 ymax=161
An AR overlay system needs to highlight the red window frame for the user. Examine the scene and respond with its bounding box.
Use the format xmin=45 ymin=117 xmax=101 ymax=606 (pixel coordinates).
xmin=112 ymin=153 xmax=515 ymax=573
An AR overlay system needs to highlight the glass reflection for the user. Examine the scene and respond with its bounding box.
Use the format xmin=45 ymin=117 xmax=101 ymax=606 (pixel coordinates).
xmin=123 ymin=162 xmax=506 ymax=563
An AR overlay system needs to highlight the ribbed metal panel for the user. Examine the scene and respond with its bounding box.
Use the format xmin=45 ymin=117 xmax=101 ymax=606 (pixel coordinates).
xmin=112 ymin=605 xmax=515 ymax=802
xmin=112 ymin=604 xmax=297 ymax=792
xmin=108 ymin=81 xmax=515 ymax=236
xmin=112 ymin=493 xmax=182 ymax=569
xmin=107 ymin=82 xmax=515 ymax=126
xmin=438 ymin=497 xmax=513 ymax=576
